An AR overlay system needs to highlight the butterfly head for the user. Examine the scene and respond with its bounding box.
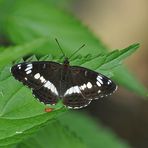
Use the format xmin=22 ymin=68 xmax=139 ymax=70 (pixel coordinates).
xmin=55 ymin=38 xmax=85 ymax=64
xmin=63 ymin=57 xmax=69 ymax=66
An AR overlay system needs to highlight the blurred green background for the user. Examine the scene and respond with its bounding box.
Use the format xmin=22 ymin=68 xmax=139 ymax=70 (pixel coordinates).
xmin=0 ymin=0 xmax=148 ymax=148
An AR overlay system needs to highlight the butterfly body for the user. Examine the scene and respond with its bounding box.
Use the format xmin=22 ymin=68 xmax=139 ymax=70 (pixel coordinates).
xmin=11 ymin=58 xmax=117 ymax=109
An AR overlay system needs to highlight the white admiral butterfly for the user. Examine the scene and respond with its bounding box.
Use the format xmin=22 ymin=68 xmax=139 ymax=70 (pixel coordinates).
xmin=11 ymin=40 xmax=117 ymax=109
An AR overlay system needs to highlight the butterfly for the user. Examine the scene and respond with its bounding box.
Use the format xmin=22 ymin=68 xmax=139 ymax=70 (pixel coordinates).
xmin=11 ymin=40 xmax=117 ymax=109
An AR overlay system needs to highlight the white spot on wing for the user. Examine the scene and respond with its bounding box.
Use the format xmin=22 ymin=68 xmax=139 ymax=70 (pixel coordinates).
xmin=107 ymin=80 xmax=112 ymax=85
xmin=73 ymin=106 xmax=79 ymax=109
xmin=44 ymin=81 xmax=58 ymax=95
xmin=50 ymin=83 xmax=54 ymax=92
xmin=87 ymin=82 xmax=92 ymax=89
xmin=97 ymin=77 xmax=103 ymax=84
xmin=64 ymin=86 xmax=81 ymax=96
xmin=17 ymin=64 xmax=21 ymax=69
xmin=85 ymin=71 xmax=88 ymax=76
xmin=68 ymin=88 xmax=73 ymax=95
xmin=96 ymin=81 xmax=101 ymax=87
xmin=115 ymin=85 xmax=118 ymax=91
xmin=100 ymin=95 xmax=104 ymax=98
xmin=72 ymin=87 xmax=76 ymax=93
xmin=97 ymin=75 xmax=103 ymax=80
xmin=80 ymin=85 xmax=85 ymax=90
xmin=44 ymin=81 xmax=51 ymax=88
xmin=25 ymin=65 xmax=32 ymax=71
xmin=80 ymin=84 xmax=87 ymax=90
xmin=27 ymin=64 xmax=32 ymax=67
xmin=43 ymin=64 xmax=46 ymax=69
xmin=34 ymin=73 xmax=40 ymax=79
xmin=98 ymin=90 xmax=101 ymax=93
xmin=26 ymin=70 xmax=32 ymax=74
xmin=84 ymin=100 xmax=91 ymax=107
xmin=40 ymin=76 xmax=46 ymax=83
xmin=67 ymin=106 xmax=73 ymax=109
xmin=74 ymin=86 xmax=81 ymax=93
xmin=65 ymin=100 xmax=91 ymax=109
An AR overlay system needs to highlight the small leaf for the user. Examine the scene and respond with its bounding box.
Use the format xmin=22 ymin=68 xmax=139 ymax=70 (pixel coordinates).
xmin=25 ymin=55 xmax=38 ymax=62
xmin=39 ymin=54 xmax=54 ymax=61
xmin=81 ymin=43 xmax=139 ymax=74
xmin=99 ymin=43 xmax=140 ymax=69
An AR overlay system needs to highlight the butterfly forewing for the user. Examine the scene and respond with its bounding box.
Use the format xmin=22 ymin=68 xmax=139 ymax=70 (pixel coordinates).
xmin=11 ymin=61 xmax=61 ymax=89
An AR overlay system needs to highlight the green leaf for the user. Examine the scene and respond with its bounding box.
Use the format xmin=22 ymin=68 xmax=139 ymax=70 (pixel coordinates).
xmin=58 ymin=112 xmax=130 ymax=148
xmin=15 ymin=112 xmax=130 ymax=148
xmin=0 ymin=43 xmax=140 ymax=146
xmin=16 ymin=120 xmax=87 ymax=148
xmin=81 ymin=43 xmax=140 ymax=76
xmin=0 ymin=0 xmax=145 ymax=147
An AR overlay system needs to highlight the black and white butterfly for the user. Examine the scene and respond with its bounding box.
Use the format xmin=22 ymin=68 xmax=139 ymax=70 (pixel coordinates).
xmin=11 ymin=41 xmax=117 ymax=109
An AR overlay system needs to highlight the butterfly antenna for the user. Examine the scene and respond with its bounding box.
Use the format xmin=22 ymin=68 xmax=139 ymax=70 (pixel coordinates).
xmin=69 ymin=44 xmax=85 ymax=60
xmin=55 ymin=38 xmax=66 ymax=58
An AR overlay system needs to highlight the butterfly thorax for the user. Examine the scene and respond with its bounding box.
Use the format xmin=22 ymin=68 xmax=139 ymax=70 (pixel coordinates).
xmin=61 ymin=58 xmax=70 ymax=81
xmin=63 ymin=57 xmax=69 ymax=66
xmin=61 ymin=57 xmax=69 ymax=78
xmin=59 ymin=58 xmax=71 ymax=96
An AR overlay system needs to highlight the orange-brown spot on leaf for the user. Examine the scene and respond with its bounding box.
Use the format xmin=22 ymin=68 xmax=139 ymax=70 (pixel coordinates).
xmin=45 ymin=107 xmax=53 ymax=113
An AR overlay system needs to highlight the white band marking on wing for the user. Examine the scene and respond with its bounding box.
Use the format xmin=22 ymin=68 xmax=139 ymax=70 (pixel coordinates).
xmin=44 ymin=81 xmax=58 ymax=95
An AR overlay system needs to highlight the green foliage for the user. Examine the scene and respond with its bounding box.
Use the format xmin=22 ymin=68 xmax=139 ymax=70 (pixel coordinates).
xmin=16 ymin=120 xmax=87 ymax=148
xmin=0 ymin=41 xmax=139 ymax=147
xmin=81 ymin=43 xmax=139 ymax=77
xmin=16 ymin=112 xmax=130 ymax=148
xmin=0 ymin=0 xmax=147 ymax=147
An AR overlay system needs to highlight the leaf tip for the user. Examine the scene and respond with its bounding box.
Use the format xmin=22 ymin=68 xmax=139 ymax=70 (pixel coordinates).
xmin=132 ymin=43 xmax=140 ymax=49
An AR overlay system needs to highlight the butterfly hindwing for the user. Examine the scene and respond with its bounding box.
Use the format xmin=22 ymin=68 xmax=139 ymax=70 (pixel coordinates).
xmin=32 ymin=86 xmax=58 ymax=105
xmin=63 ymin=93 xmax=91 ymax=109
